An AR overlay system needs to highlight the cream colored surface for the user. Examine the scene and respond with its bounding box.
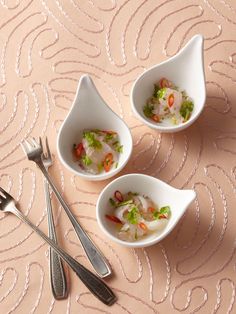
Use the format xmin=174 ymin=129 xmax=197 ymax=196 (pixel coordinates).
xmin=0 ymin=1 xmax=235 ymax=313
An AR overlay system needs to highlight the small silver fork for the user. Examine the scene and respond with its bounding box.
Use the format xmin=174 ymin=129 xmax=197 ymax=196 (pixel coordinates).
xmin=21 ymin=137 xmax=111 ymax=278
xmin=40 ymin=137 xmax=68 ymax=300
xmin=0 ymin=187 xmax=116 ymax=306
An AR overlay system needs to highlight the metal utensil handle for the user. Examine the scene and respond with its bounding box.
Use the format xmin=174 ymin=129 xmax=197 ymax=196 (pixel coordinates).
xmin=9 ymin=205 xmax=116 ymax=306
xmin=37 ymin=161 xmax=111 ymax=278
xmin=43 ymin=178 xmax=68 ymax=300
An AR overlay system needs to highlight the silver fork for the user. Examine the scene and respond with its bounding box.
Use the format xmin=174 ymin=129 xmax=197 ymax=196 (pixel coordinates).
xmin=0 ymin=187 xmax=116 ymax=306
xmin=40 ymin=137 xmax=68 ymax=300
xmin=21 ymin=137 xmax=111 ymax=278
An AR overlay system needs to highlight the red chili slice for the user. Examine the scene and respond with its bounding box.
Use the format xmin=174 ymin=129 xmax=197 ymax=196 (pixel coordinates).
xmin=74 ymin=143 xmax=84 ymax=158
xmin=103 ymin=153 xmax=113 ymax=172
xmin=159 ymin=214 xmax=168 ymax=219
xmin=151 ymin=114 xmax=160 ymax=122
xmin=114 ymin=190 xmax=124 ymax=202
xmin=159 ymin=78 xmax=170 ymax=88
xmin=139 ymin=222 xmax=148 ymax=232
xmin=168 ymin=94 xmax=174 ymax=107
xmin=105 ymin=214 xmax=122 ymax=224
xmin=148 ymin=207 xmax=155 ymax=213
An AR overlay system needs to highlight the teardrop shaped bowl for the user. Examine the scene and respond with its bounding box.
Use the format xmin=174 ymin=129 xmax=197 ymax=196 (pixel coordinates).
xmin=131 ymin=34 xmax=206 ymax=133
xmin=57 ymin=75 xmax=133 ymax=181
xmin=96 ymin=174 xmax=196 ymax=248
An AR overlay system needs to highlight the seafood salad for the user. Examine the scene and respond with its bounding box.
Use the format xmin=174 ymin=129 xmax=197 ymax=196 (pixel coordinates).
xmin=105 ymin=190 xmax=171 ymax=241
xmin=143 ymin=78 xmax=194 ymax=124
xmin=73 ymin=129 xmax=123 ymax=174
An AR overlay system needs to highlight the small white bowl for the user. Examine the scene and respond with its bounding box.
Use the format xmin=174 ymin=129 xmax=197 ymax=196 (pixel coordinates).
xmin=96 ymin=173 xmax=196 ymax=248
xmin=131 ymin=34 xmax=206 ymax=133
xmin=57 ymin=75 xmax=133 ymax=181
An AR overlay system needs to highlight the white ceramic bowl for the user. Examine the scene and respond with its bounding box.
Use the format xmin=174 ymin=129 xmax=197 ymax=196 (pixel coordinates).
xmin=96 ymin=173 xmax=196 ymax=248
xmin=57 ymin=75 xmax=133 ymax=181
xmin=131 ymin=34 xmax=206 ymax=133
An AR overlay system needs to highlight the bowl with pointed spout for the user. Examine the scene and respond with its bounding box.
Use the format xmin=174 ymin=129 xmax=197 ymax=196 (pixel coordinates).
xmin=96 ymin=173 xmax=196 ymax=248
xmin=57 ymin=75 xmax=133 ymax=181
xmin=131 ymin=34 xmax=206 ymax=133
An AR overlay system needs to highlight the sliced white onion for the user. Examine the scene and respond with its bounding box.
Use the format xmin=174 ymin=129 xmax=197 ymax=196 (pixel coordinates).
xmin=137 ymin=195 xmax=149 ymax=211
xmin=132 ymin=195 xmax=141 ymax=207
xmin=145 ymin=219 xmax=168 ymax=231
xmin=114 ymin=205 xmax=130 ymax=223
xmin=120 ymin=223 xmax=130 ymax=232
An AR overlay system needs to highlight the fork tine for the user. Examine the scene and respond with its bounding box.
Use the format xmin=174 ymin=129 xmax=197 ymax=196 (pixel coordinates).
xmin=45 ymin=137 xmax=52 ymax=160
xmin=0 ymin=187 xmax=10 ymax=198
xmin=39 ymin=137 xmax=46 ymax=158
xmin=20 ymin=142 xmax=28 ymax=154
xmin=39 ymin=137 xmax=43 ymax=150
xmin=21 ymin=139 xmax=31 ymax=154
xmin=29 ymin=137 xmax=38 ymax=147
xmin=32 ymin=137 xmax=37 ymax=144
xmin=25 ymin=137 xmax=34 ymax=147
xmin=0 ymin=186 xmax=5 ymax=194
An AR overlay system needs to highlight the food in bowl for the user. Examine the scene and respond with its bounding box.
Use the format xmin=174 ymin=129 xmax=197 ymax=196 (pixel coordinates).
xmin=105 ymin=190 xmax=171 ymax=241
xmin=73 ymin=129 xmax=123 ymax=174
xmin=143 ymin=78 xmax=194 ymax=125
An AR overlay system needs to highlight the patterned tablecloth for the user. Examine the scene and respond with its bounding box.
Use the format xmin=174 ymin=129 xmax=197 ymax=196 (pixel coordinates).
xmin=1 ymin=1 xmax=236 ymax=313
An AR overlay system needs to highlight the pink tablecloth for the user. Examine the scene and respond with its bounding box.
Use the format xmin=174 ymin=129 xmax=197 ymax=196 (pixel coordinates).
xmin=0 ymin=1 xmax=235 ymax=313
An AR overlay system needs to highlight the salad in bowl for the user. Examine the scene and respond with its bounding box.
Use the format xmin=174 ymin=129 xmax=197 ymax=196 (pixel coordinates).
xmin=143 ymin=78 xmax=194 ymax=125
xmin=73 ymin=129 xmax=123 ymax=175
xmin=105 ymin=190 xmax=171 ymax=242
xmin=96 ymin=174 xmax=196 ymax=248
